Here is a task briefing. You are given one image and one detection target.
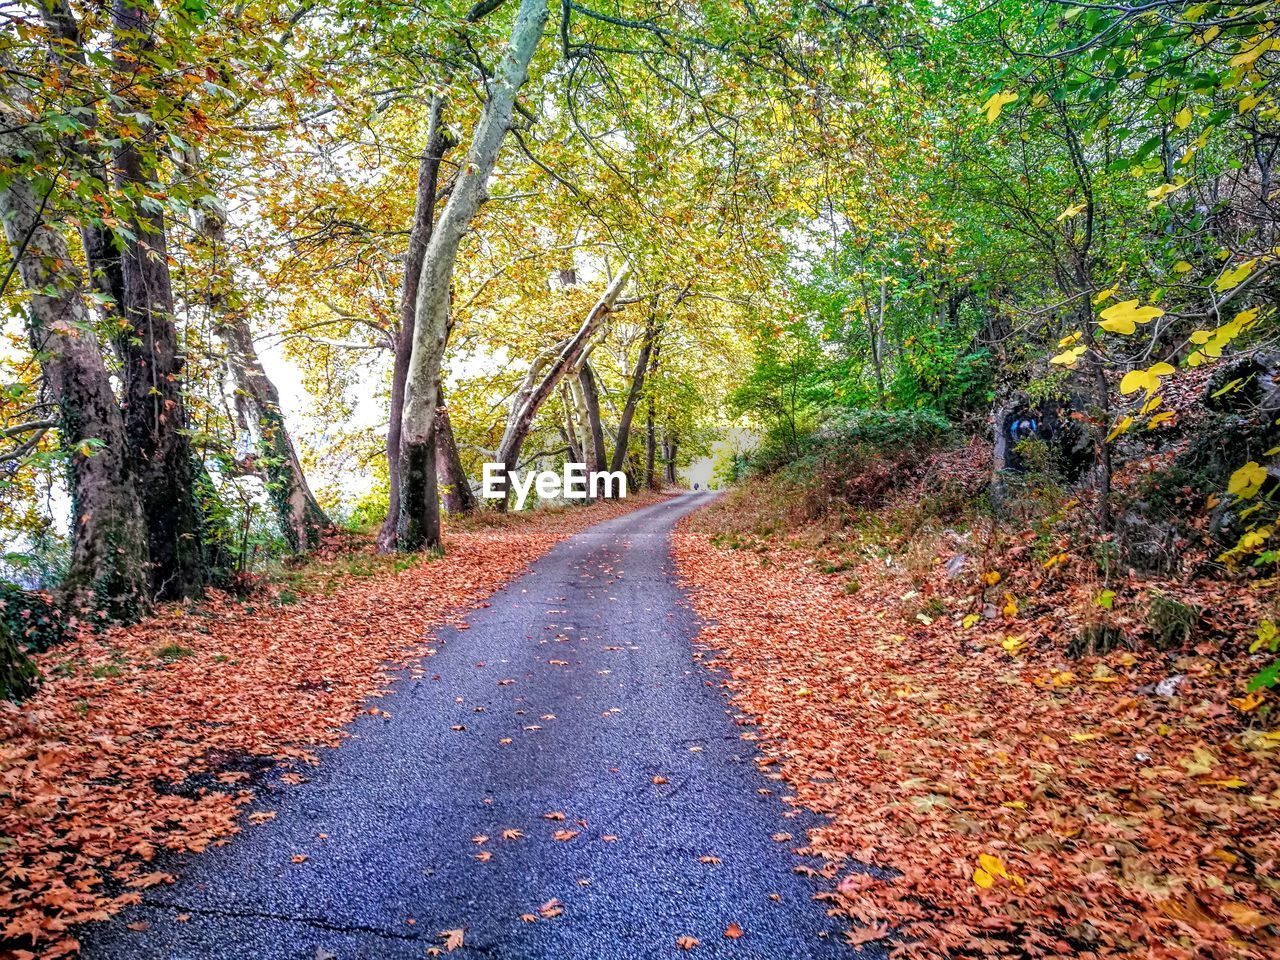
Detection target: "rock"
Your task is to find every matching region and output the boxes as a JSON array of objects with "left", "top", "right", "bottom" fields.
[
  {"left": 945, "top": 554, "right": 967, "bottom": 578},
  {"left": 1155, "top": 674, "right": 1187, "bottom": 697}
]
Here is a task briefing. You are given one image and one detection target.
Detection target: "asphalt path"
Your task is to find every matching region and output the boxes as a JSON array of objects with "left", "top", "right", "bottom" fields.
[{"left": 83, "top": 493, "right": 865, "bottom": 959}]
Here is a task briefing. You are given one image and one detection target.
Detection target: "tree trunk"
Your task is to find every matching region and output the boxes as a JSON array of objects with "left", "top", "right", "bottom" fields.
[
  {"left": 435, "top": 384, "right": 476, "bottom": 514},
  {"left": 381, "top": 95, "right": 452, "bottom": 549},
  {"left": 493, "top": 267, "right": 631, "bottom": 496},
  {"left": 399, "top": 0, "right": 549, "bottom": 549},
  {"left": 221, "top": 319, "right": 332, "bottom": 549},
  {"left": 645, "top": 333, "right": 662, "bottom": 488},
  {"left": 645, "top": 400, "right": 658, "bottom": 488},
  {"left": 610, "top": 316, "right": 657, "bottom": 473},
  {"left": 112, "top": 0, "right": 206, "bottom": 600},
  {"left": 663, "top": 434, "right": 678, "bottom": 484},
  {"left": 577, "top": 362, "right": 607, "bottom": 473},
  {"left": 565, "top": 380, "right": 587, "bottom": 463},
  {"left": 183, "top": 150, "right": 331, "bottom": 552},
  {"left": 0, "top": 104, "right": 151, "bottom": 620}
]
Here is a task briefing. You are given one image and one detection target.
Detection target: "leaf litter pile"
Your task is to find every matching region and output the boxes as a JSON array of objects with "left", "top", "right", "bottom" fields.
[
  {"left": 0, "top": 494, "right": 662, "bottom": 959},
  {"left": 674, "top": 457, "right": 1279, "bottom": 960}
]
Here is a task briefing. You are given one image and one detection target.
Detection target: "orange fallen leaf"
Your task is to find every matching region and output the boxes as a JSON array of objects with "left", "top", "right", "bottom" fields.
[{"left": 439, "top": 928, "right": 464, "bottom": 952}]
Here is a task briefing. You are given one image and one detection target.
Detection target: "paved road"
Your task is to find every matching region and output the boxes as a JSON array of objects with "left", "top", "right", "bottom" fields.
[{"left": 84, "top": 494, "right": 860, "bottom": 959}]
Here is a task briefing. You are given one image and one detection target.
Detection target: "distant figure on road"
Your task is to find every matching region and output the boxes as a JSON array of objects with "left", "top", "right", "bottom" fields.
[{"left": 693, "top": 483, "right": 700, "bottom": 491}]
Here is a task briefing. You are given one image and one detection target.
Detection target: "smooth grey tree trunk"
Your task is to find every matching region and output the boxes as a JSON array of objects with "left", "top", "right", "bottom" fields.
[
  {"left": 568, "top": 381, "right": 586, "bottom": 463},
  {"left": 493, "top": 267, "right": 631, "bottom": 493},
  {"left": 577, "top": 360, "right": 607, "bottom": 474},
  {"left": 184, "top": 151, "right": 331, "bottom": 552},
  {"left": 399, "top": 0, "right": 550, "bottom": 549},
  {"left": 381, "top": 95, "right": 453, "bottom": 549}
]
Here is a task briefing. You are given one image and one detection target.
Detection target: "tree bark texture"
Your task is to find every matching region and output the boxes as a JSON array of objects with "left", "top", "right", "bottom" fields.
[
  {"left": 398, "top": 0, "right": 550, "bottom": 548},
  {"left": 112, "top": 0, "right": 206, "bottom": 599},
  {"left": 0, "top": 98, "right": 151, "bottom": 619},
  {"left": 382, "top": 95, "right": 452, "bottom": 549},
  {"left": 494, "top": 266, "right": 631, "bottom": 489}
]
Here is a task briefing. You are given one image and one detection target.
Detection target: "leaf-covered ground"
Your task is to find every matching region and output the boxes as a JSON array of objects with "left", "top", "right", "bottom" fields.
[
  {"left": 0, "top": 494, "right": 664, "bottom": 960},
  {"left": 674, "top": 461, "right": 1280, "bottom": 960}
]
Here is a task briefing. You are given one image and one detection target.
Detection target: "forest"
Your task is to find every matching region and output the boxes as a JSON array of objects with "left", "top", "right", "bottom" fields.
[{"left": 2, "top": 0, "right": 1279, "bottom": 958}]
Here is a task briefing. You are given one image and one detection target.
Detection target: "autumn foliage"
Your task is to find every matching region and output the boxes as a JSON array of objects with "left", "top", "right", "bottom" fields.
[
  {"left": 0, "top": 495, "right": 662, "bottom": 959},
  {"left": 675, "top": 449, "right": 1279, "bottom": 959}
]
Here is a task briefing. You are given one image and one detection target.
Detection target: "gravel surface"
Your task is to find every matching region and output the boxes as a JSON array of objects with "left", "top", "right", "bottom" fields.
[{"left": 82, "top": 493, "right": 863, "bottom": 959}]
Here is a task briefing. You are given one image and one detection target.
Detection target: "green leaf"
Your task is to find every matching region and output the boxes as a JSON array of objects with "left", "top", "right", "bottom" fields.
[{"left": 1247, "top": 660, "right": 1280, "bottom": 692}]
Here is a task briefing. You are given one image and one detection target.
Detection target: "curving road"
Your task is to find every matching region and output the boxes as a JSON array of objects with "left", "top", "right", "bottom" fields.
[{"left": 84, "top": 494, "right": 861, "bottom": 960}]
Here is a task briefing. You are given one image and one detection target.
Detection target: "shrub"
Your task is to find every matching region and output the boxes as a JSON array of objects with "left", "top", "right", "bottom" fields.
[
  {"left": 1147, "top": 592, "right": 1198, "bottom": 650},
  {"left": 1, "top": 618, "right": 39, "bottom": 700},
  {"left": 0, "top": 582, "right": 63, "bottom": 653}
]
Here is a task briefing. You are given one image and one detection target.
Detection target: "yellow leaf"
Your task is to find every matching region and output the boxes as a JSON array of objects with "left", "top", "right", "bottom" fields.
[
  {"left": 1174, "top": 107, "right": 1192, "bottom": 129},
  {"left": 1069, "top": 732, "right": 1101, "bottom": 742},
  {"left": 972, "top": 867, "right": 994, "bottom": 888},
  {"left": 982, "top": 90, "right": 1019, "bottom": 123},
  {"left": 1057, "top": 202, "right": 1086, "bottom": 222},
  {"left": 1001, "top": 593, "right": 1018, "bottom": 618},
  {"left": 1031, "top": 92, "right": 1048, "bottom": 108},
  {"left": 1148, "top": 411, "right": 1176, "bottom": 429},
  {"left": 1229, "top": 37, "right": 1273, "bottom": 68},
  {"left": 1106, "top": 416, "right": 1134, "bottom": 442},
  {"left": 1099, "top": 299, "right": 1164, "bottom": 335},
  {"left": 1120, "top": 369, "right": 1159, "bottom": 395},
  {"left": 1146, "top": 181, "right": 1184, "bottom": 202},
  {"left": 962, "top": 613, "right": 980, "bottom": 629},
  {"left": 1057, "top": 331, "right": 1081, "bottom": 347},
  {"left": 1228, "top": 461, "right": 1267, "bottom": 499},
  {"left": 1215, "top": 258, "right": 1257, "bottom": 291},
  {"left": 981, "top": 570, "right": 1001, "bottom": 586},
  {"left": 1182, "top": 747, "right": 1217, "bottom": 777},
  {"left": 978, "top": 854, "right": 1008, "bottom": 878},
  {"left": 1091, "top": 284, "right": 1118, "bottom": 305},
  {"left": 1050, "top": 345, "right": 1086, "bottom": 367},
  {"left": 1206, "top": 778, "right": 1248, "bottom": 789},
  {"left": 1173, "top": 260, "right": 1193, "bottom": 274}
]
